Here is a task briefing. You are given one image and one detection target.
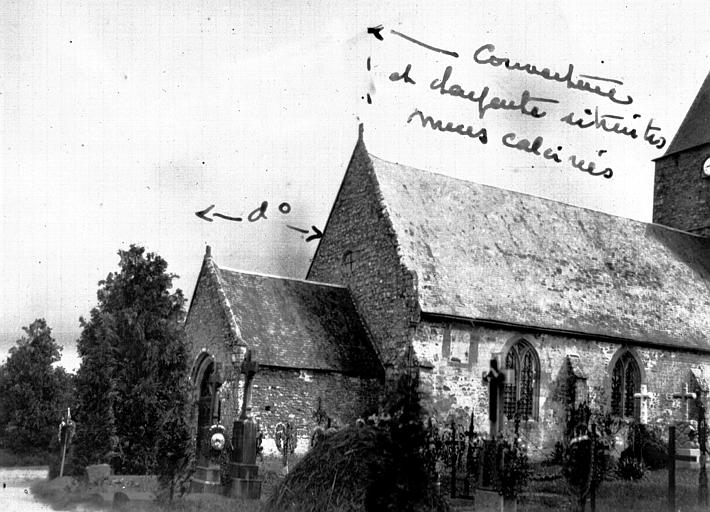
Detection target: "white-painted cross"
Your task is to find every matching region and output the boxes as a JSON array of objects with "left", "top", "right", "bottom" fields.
[
  {"left": 633, "top": 384, "right": 654, "bottom": 424},
  {"left": 672, "top": 383, "right": 697, "bottom": 422}
]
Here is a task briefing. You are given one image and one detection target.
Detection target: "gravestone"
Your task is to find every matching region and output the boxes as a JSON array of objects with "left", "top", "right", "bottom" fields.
[
  {"left": 85, "top": 463, "right": 111, "bottom": 486},
  {"left": 227, "top": 350, "right": 263, "bottom": 499}
]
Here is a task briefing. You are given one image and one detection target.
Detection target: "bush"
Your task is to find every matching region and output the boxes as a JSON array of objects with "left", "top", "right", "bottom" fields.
[{"left": 616, "top": 455, "right": 645, "bottom": 480}]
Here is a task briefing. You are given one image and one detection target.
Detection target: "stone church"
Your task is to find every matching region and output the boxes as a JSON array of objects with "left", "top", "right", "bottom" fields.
[{"left": 185, "top": 73, "right": 710, "bottom": 459}]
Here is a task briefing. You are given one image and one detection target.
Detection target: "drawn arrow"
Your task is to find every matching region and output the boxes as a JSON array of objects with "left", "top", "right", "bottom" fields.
[
  {"left": 287, "top": 224, "right": 309, "bottom": 234},
  {"left": 195, "top": 204, "right": 215, "bottom": 222},
  {"left": 367, "top": 25, "right": 384, "bottom": 41},
  {"left": 306, "top": 226, "right": 323, "bottom": 242}
]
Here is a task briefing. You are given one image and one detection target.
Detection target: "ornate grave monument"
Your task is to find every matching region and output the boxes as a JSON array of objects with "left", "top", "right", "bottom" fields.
[
  {"left": 227, "top": 348, "right": 263, "bottom": 499},
  {"left": 190, "top": 360, "right": 225, "bottom": 493}
]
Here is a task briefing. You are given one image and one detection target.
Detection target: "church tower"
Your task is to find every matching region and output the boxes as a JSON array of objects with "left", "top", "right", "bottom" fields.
[{"left": 653, "top": 71, "right": 710, "bottom": 236}]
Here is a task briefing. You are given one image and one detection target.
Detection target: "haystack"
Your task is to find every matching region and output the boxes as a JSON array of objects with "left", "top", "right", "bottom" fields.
[{"left": 266, "top": 425, "right": 445, "bottom": 512}]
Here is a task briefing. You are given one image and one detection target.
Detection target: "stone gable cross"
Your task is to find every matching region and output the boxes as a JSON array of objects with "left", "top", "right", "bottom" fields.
[
  {"left": 633, "top": 384, "right": 653, "bottom": 424},
  {"left": 672, "top": 383, "right": 697, "bottom": 422}
]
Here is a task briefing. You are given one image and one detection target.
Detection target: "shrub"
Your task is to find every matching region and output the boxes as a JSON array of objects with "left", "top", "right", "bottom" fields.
[{"left": 616, "top": 455, "right": 645, "bottom": 481}]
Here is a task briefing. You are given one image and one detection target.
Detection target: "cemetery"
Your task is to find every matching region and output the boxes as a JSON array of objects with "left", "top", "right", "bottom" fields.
[
  {"left": 4, "top": 18, "right": 710, "bottom": 512},
  {"left": 10, "top": 349, "right": 709, "bottom": 512}
]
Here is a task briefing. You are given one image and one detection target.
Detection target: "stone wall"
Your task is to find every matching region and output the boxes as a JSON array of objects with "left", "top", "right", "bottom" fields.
[
  {"left": 654, "top": 145, "right": 710, "bottom": 236},
  {"left": 248, "top": 367, "right": 382, "bottom": 454},
  {"left": 307, "top": 140, "right": 419, "bottom": 366},
  {"left": 413, "top": 319, "right": 710, "bottom": 459}
]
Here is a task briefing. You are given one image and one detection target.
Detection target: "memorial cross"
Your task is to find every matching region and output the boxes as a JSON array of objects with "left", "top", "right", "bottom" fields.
[
  {"left": 239, "top": 349, "right": 260, "bottom": 420},
  {"left": 673, "top": 383, "right": 697, "bottom": 422},
  {"left": 482, "top": 355, "right": 511, "bottom": 436},
  {"left": 633, "top": 384, "right": 654, "bottom": 424}
]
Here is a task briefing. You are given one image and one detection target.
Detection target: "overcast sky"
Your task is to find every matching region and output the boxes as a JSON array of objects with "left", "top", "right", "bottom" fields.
[{"left": 2, "top": 0, "right": 710, "bottom": 372}]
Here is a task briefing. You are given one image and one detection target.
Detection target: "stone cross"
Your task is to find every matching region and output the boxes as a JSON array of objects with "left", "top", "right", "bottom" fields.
[
  {"left": 482, "top": 355, "right": 506, "bottom": 436},
  {"left": 633, "top": 384, "right": 654, "bottom": 424},
  {"left": 239, "top": 350, "right": 260, "bottom": 420},
  {"left": 673, "top": 383, "right": 697, "bottom": 422}
]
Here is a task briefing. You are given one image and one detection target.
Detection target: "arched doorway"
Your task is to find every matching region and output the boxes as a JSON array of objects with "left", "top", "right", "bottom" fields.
[
  {"left": 197, "top": 360, "right": 214, "bottom": 464},
  {"left": 192, "top": 356, "right": 223, "bottom": 466}
]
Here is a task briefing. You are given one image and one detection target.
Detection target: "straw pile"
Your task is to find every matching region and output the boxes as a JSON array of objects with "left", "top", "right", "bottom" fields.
[{"left": 266, "top": 425, "right": 444, "bottom": 512}]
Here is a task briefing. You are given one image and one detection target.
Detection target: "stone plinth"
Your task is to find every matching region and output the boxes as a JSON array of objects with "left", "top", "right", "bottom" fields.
[
  {"left": 189, "top": 463, "right": 222, "bottom": 494},
  {"left": 228, "top": 417, "right": 262, "bottom": 500},
  {"left": 228, "top": 463, "right": 262, "bottom": 499}
]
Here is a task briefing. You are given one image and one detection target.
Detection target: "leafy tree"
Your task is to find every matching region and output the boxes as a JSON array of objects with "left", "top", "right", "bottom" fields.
[
  {"left": 0, "top": 319, "right": 73, "bottom": 455},
  {"left": 156, "top": 401, "right": 193, "bottom": 501},
  {"left": 72, "top": 245, "right": 191, "bottom": 480}
]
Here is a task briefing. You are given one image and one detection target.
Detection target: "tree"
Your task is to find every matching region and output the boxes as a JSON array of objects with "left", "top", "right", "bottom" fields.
[
  {"left": 0, "top": 319, "right": 73, "bottom": 455},
  {"left": 72, "top": 245, "right": 191, "bottom": 479}
]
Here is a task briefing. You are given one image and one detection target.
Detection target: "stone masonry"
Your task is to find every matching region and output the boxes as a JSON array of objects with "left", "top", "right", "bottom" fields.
[
  {"left": 306, "top": 135, "right": 420, "bottom": 369},
  {"left": 654, "top": 143, "right": 710, "bottom": 236}
]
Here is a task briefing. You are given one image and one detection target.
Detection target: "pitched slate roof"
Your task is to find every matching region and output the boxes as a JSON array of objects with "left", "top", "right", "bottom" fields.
[
  {"left": 367, "top": 153, "right": 710, "bottom": 352},
  {"left": 208, "top": 261, "right": 381, "bottom": 377},
  {"left": 664, "top": 70, "right": 710, "bottom": 157}
]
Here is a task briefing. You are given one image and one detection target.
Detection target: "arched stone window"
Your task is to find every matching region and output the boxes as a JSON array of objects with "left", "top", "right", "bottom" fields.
[
  {"left": 503, "top": 339, "right": 540, "bottom": 420},
  {"left": 611, "top": 350, "right": 641, "bottom": 419},
  {"left": 341, "top": 250, "right": 354, "bottom": 275}
]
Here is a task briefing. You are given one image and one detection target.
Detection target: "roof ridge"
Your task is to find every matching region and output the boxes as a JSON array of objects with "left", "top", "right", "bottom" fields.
[
  {"left": 366, "top": 152, "right": 709, "bottom": 240},
  {"left": 215, "top": 263, "right": 349, "bottom": 289}
]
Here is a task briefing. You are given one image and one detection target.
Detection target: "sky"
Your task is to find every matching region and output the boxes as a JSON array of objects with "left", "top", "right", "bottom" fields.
[{"left": 2, "top": 0, "right": 710, "bottom": 372}]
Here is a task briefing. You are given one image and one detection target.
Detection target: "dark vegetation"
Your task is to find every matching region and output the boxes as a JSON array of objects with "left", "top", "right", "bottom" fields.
[
  {"left": 71, "top": 245, "right": 192, "bottom": 495},
  {"left": 0, "top": 245, "right": 193, "bottom": 503},
  {"left": 268, "top": 367, "right": 447, "bottom": 512},
  {"left": 0, "top": 319, "right": 73, "bottom": 466}
]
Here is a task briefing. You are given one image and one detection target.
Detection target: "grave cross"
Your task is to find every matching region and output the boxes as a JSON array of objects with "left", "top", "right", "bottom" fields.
[
  {"left": 239, "top": 349, "right": 260, "bottom": 420},
  {"left": 482, "top": 355, "right": 512, "bottom": 436},
  {"left": 633, "top": 384, "right": 654, "bottom": 425},
  {"left": 446, "top": 419, "right": 461, "bottom": 499},
  {"left": 463, "top": 411, "right": 477, "bottom": 498},
  {"left": 673, "top": 383, "right": 697, "bottom": 422}
]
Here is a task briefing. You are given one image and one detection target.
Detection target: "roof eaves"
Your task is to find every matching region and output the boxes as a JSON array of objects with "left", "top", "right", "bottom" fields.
[{"left": 419, "top": 312, "right": 710, "bottom": 355}]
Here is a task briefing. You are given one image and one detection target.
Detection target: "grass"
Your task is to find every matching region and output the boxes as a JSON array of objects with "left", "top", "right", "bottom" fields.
[
  {"left": 31, "top": 479, "right": 265, "bottom": 512},
  {"left": 0, "top": 447, "right": 51, "bottom": 467},
  {"left": 520, "top": 465, "right": 709, "bottom": 512},
  {"left": 28, "top": 454, "right": 294, "bottom": 512},
  {"left": 28, "top": 451, "right": 710, "bottom": 512}
]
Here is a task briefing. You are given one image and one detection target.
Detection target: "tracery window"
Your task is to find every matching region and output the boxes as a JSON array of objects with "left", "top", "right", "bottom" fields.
[
  {"left": 503, "top": 340, "right": 540, "bottom": 420},
  {"left": 611, "top": 351, "right": 641, "bottom": 419}
]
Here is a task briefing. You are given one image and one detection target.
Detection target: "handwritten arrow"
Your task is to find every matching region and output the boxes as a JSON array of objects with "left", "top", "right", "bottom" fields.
[
  {"left": 306, "top": 226, "right": 323, "bottom": 242},
  {"left": 195, "top": 204, "right": 215, "bottom": 222},
  {"left": 287, "top": 225, "right": 309, "bottom": 234},
  {"left": 367, "top": 25, "right": 384, "bottom": 41}
]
